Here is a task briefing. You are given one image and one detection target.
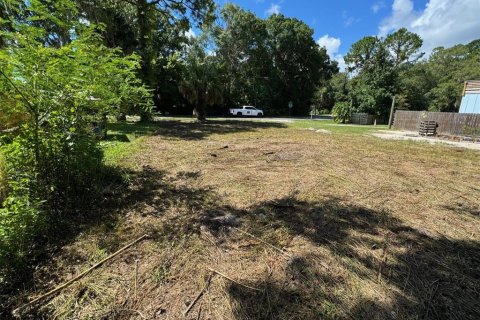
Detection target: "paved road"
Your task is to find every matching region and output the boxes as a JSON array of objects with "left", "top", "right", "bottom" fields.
[{"left": 153, "top": 115, "right": 333, "bottom": 123}]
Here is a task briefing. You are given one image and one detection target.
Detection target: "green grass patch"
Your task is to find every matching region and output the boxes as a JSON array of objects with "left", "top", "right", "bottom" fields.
[
  {"left": 289, "top": 120, "right": 388, "bottom": 135},
  {"left": 101, "top": 121, "right": 159, "bottom": 165}
]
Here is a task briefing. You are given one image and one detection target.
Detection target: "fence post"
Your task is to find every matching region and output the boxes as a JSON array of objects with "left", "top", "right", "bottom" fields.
[{"left": 388, "top": 96, "right": 396, "bottom": 129}]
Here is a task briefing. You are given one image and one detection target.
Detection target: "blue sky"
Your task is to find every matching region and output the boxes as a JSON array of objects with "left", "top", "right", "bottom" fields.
[{"left": 215, "top": 0, "right": 480, "bottom": 69}]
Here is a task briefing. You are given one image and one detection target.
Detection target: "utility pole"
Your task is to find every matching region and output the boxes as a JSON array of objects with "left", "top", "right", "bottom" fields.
[{"left": 388, "top": 95, "right": 396, "bottom": 129}]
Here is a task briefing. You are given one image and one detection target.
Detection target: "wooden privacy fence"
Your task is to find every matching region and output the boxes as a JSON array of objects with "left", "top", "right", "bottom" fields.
[
  {"left": 393, "top": 111, "right": 480, "bottom": 136},
  {"left": 350, "top": 113, "right": 386, "bottom": 125},
  {"left": 351, "top": 113, "right": 374, "bottom": 125}
]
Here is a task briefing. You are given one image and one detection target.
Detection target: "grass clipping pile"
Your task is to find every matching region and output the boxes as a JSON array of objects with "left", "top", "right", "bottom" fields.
[{"left": 11, "top": 120, "right": 480, "bottom": 320}]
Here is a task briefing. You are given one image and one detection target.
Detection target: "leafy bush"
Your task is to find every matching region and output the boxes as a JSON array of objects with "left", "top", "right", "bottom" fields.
[
  {"left": 0, "top": 140, "right": 45, "bottom": 277},
  {"left": 332, "top": 102, "right": 352, "bottom": 123},
  {"left": 0, "top": 152, "right": 6, "bottom": 202},
  {"left": 0, "top": 18, "right": 151, "bottom": 281},
  {"left": 317, "top": 108, "right": 332, "bottom": 115}
]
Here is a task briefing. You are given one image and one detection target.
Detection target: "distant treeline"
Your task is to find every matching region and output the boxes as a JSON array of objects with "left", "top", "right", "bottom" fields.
[
  {"left": 327, "top": 33, "right": 480, "bottom": 119},
  {"left": 3, "top": 1, "right": 477, "bottom": 119}
]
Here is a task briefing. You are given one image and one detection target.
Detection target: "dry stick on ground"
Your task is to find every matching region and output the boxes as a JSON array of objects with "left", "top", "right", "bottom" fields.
[
  {"left": 232, "top": 227, "right": 292, "bottom": 257},
  {"left": 183, "top": 273, "right": 213, "bottom": 317},
  {"left": 201, "top": 232, "right": 218, "bottom": 248},
  {"left": 12, "top": 234, "right": 149, "bottom": 317},
  {"left": 196, "top": 304, "right": 203, "bottom": 320},
  {"left": 134, "top": 259, "right": 139, "bottom": 300},
  {"left": 207, "top": 267, "right": 261, "bottom": 292}
]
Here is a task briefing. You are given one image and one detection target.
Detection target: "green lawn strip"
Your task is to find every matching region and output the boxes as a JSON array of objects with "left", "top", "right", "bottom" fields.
[
  {"left": 101, "top": 122, "right": 159, "bottom": 165},
  {"left": 289, "top": 120, "right": 389, "bottom": 134}
]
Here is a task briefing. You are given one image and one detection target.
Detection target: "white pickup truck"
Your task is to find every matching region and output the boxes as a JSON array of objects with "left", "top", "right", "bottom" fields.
[{"left": 229, "top": 106, "right": 264, "bottom": 117}]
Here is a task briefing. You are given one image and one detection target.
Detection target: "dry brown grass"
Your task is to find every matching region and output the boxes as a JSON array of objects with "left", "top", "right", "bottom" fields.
[{"left": 8, "top": 120, "right": 480, "bottom": 319}]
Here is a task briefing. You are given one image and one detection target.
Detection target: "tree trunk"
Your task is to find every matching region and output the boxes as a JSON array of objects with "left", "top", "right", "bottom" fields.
[
  {"left": 193, "top": 102, "right": 206, "bottom": 122},
  {"left": 117, "top": 113, "right": 126, "bottom": 122},
  {"left": 137, "top": 0, "right": 153, "bottom": 123},
  {"left": 136, "top": 0, "right": 153, "bottom": 85},
  {"left": 139, "top": 110, "right": 153, "bottom": 122}
]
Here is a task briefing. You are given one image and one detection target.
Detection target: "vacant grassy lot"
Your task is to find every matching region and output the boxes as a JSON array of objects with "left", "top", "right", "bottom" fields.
[{"left": 8, "top": 119, "right": 480, "bottom": 319}]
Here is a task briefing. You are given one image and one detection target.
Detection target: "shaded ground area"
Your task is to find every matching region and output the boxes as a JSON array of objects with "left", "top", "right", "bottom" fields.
[
  {"left": 4, "top": 119, "right": 480, "bottom": 319},
  {"left": 108, "top": 119, "right": 287, "bottom": 141}
]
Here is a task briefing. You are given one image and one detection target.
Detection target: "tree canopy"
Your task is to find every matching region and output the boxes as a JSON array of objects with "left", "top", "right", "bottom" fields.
[
  {"left": 2, "top": 1, "right": 478, "bottom": 120},
  {"left": 336, "top": 29, "right": 480, "bottom": 117},
  {"left": 212, "top": 5, "right": 338, "bottom": 116}
]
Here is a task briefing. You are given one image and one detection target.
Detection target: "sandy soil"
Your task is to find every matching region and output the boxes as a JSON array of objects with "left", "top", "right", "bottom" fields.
[{"left": 372, "top": 130, "right": 480, "bottom": 151}]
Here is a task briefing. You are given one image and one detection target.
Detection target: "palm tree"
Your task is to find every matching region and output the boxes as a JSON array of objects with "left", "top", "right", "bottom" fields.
[{"left": 180, "top": 39, "right": 223, "bottom": 121}]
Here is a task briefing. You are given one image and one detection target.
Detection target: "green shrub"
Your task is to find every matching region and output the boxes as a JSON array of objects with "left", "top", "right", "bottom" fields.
[
  {"left": 332, "top": 102, "right": 352, "bottom": 123},
  {"left": 317, "top": 108, "right": 332, "bottom": 115},
  {"left": 0, "top": 17, "right": 151, "bottom": 281},
  {"left": 0, "top": 152, "right": 5, "bottom": 201}
]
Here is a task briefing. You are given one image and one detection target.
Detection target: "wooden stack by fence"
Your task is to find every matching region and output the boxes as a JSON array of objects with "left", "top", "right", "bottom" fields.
[
  {"left": 419, "top": 121, "right": 437, "bottom": 136},
  {"left": 393, "top": 110, "right": 480, "bottom": 136}
]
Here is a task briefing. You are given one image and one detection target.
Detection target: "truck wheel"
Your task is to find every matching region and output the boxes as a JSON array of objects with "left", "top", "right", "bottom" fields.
[{"left": 237, "top": 112, "right": 242, "bottom": 117}]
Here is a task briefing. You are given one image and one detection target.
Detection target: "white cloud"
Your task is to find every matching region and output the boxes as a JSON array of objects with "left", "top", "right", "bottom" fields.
[
  {"left": 317, "top": 35, "right": 345, "bottom": 71},
  {"left": 371, "top": 1, "right": 385, "bottom": 14},
  {"left": 379, "top": 0, "right": 480, "bottom": 53},
  {"left": 342, "top": 10, "right": 360, "bottom": 28},
  {"left": 266, "top": 3, "right": 281, "bottom": 16},
  {"left": 393, "top": 0, "right": 414, "bottom": 14},
  {"left": 335, "top": 56, "right": 346, "bottom": 72},
  {"left": 317, "top": 35, "right": 341, "bottom": 56}
]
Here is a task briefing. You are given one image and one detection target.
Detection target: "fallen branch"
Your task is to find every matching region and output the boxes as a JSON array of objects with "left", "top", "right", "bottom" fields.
[
  {"left": 13, "top": 234, "right": 149, "bottom": 317},
  {"left": 200, "top": 232, "right": 218, "bottom": 248},
  {"left": 134, "top": 259, "right": 139, "bottom": 300},
  {"left": 207, "top": 267, "right": 260, "bottom": 291},
  {"left": 232, "top": 227, "right": 291, "bottom": 257},
  {"left": 183, "top": 273, "right": 213, "bottom": 317},
  {"left": 196, "top": 304, "right": 203, "bottom": 320}
]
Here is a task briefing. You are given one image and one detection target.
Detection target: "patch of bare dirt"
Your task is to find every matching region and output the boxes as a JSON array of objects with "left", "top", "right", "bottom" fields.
[{"left": 372, "top": 130, "right": 480, "bottom": 151}]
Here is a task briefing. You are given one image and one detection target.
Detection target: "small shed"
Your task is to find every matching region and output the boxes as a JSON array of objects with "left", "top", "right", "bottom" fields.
[{"left": 459, "top": 80, "right": 480, "bottom": 113}]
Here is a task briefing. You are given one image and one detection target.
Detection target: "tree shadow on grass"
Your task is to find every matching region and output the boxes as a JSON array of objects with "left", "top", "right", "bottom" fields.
[
  {"left": 106, "top": 120, "right": 287, "bottom": 142},
  {"left": 152, "top": 120, "right": 287, "bottom": 140},
  {"left": 107, "top": 119, "right": 287, "bottom": 142},
  {"left": 441, "top": 202, "right": 480, "bottom": 218},
  {"left": 0, "top": 165, "right": 218, "bottom": 318},
  {"left": 227, "top": 196, "right": 480, "bottom": 319},
  {"left": 228, "top": 280, "right": 307, "bottom": 320},
  {"left": 107, "top": 121, "right": 159, "bottom": 137},
  {"left": 104, "top": 133, "right": 130, "bottom": 142},
  {"left": 4, "top": 166, "right": 479, "bottom": 319}
]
